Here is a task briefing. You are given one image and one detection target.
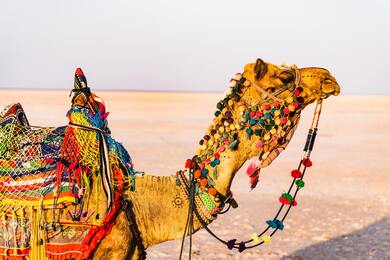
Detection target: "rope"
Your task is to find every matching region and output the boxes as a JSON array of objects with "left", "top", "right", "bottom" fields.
[{"left": 179, "top": 168, "right": 196, "bottom": 260}]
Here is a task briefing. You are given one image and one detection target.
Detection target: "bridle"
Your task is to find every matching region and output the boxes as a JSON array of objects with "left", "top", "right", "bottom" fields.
[
  {"left": 251, "top": 65, "right": 301, "bottom": 103},
  {"left": 179, "top": 65, "right": 324, "bottom": 258}
]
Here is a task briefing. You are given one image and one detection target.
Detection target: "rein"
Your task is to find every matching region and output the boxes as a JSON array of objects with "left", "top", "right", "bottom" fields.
[{"left": 179, "top": 66, "right": 325, "bottom": 256}]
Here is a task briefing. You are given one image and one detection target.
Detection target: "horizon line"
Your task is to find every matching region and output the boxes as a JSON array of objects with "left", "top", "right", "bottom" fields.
[{"left": 0, "top": 87, "right": 389, "bottom": 96}]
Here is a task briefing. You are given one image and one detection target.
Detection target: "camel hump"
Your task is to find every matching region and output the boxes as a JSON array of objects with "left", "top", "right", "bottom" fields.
[
  {"left": 0, "top": 102, "right": 29, "bottom": 126},
  {"left": 74, "top": 67, "right": 88, "bottom": 89}
]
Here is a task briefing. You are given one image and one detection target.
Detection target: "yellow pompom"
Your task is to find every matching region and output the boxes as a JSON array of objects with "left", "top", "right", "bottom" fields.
[
  {"left": 270, "top": 128, "right": 277, "bottom": 135},
  {"left": 274, "top": 110, "right": 281, "bottom": 116},
  {"left": 230, "top": 124, "right": 236, "bottom": 131},
  {"left": 286, "top": 97, "right": 294, "bottom": 104},
  {"left": 251, "top": 233, "right": 260, "bottom": 243},
  {"left": 219, "top": 126, "right": 225, "bottom": 133},
  {"left": 262, "top": 235, "right": 271, "bottom": 243},
  {"left": 228, "top": 100, "right": 234, "bottom": 106},
  {"left": 288, "top": 104, "right": 295, "bottom": 111},
  {"left": 264, "top": 133, "right": 271, "bottom": 141},
  {"left": 275, "top": 118, "right": 281, "bottom": 125}
]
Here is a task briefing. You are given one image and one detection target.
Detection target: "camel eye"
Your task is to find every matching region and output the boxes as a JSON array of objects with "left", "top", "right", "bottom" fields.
[{"left": 278, "top": 71, "right": 295, "bottom": 84}]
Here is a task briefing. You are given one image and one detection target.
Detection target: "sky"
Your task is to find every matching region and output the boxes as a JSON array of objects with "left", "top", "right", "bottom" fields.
[{"left": 0, "top": 0, "right": 389, "bottom": 94}]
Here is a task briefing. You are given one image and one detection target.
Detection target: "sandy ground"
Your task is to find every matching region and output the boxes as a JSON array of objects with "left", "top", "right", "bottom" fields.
[{"left": 1, "top": 90, "right": 389, "bottom": 259}]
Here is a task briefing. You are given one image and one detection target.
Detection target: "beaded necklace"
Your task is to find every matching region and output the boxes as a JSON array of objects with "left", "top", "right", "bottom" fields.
[{"left": 177, "top": 69, "right": 303, "bottom": 197}]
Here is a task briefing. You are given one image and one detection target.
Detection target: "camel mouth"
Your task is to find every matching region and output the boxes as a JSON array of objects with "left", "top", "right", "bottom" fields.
[{"left": 321, "top": 83, "right": 340, "bottom": 97}]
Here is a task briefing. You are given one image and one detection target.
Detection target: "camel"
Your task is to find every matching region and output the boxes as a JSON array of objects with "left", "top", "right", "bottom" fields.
[
  {"left": 0, "top": 59, "right": 340, "bottom": 259},
  {"left": 93, "top": 59, "right": 340, "bottom": 259}
]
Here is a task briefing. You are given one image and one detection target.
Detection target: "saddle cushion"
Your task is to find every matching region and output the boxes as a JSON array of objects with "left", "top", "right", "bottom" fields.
[{"left": 0, "top": 121, "right": 135, "bottom": 259}]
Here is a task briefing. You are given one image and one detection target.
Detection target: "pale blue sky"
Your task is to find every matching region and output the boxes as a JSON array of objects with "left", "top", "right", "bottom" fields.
[{"left": 0, "top": 0, "right": 389, "bottom": 94}]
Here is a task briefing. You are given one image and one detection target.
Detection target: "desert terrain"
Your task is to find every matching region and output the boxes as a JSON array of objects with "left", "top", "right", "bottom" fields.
[{"left": 1, "top": 90, "right": 389, "bottom": 259}]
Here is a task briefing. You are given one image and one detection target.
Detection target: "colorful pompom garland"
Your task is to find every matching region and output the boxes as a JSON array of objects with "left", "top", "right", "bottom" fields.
[
  {"left": 184, "top": 72, "right": 303, "bottom": 201},
  {"left": 177, "top": 69, "right": 324, "bottom": 252}
]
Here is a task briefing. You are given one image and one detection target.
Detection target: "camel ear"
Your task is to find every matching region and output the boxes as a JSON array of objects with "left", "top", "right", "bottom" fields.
[{"left": 254, "top": 58, "right": 268, "bottom": 81}]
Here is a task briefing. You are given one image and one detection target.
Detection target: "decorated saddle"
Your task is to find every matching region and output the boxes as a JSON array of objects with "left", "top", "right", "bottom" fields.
[{"left": 0, "top": 69, "right": 136, "bottom": 259}]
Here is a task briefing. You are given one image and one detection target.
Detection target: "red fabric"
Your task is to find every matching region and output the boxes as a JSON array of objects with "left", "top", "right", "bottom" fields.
[
  {"left": 80, "top": 192, "right": 122, "bottom": 259},
  {"left": 0, "top": 248, "right": 29, "bottom": 260}
]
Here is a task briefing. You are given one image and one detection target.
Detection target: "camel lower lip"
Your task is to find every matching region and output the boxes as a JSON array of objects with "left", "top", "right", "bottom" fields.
[{"left": 321, "top": 91, "right": 334, "bottom": 98}]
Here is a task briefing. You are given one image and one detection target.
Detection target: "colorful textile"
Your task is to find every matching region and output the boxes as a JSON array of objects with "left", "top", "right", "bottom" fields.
[
  {"left": 0, "top": 103, "right": 29, "bottom": 127},
  {"left": 0, "top": 68, "right": 135, "bottom": 259}
]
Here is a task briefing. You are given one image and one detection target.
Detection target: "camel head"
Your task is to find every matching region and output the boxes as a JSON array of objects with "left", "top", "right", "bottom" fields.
[
  {"left": 194, "top": 58, "right": 340, "bottom": 196},
  {"left": 243, "top": 58, "right": 340, "bottom": 108},
  {"left": 67, "top": 68, "right": 109, "bottom": 130}
]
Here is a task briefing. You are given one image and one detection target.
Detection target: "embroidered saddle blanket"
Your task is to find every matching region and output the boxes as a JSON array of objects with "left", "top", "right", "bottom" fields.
[{"left": 0, "top": 70, "right": 136, "bottom": 259}]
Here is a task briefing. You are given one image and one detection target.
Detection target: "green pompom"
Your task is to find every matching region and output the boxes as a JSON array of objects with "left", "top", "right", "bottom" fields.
[{"left": 295, "top": 179, "right": 305, "bottom": 189}]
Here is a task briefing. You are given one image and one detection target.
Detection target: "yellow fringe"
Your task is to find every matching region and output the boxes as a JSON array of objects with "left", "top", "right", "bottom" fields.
[
  {"left": 29, "top": 204, "right": 47, "bottom": 260},
  {"left": 0, "top": 196, "right": 75, "bottom": 207}
]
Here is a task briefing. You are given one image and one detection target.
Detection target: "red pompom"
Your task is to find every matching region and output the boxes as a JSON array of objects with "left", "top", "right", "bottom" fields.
[
  {"left": 185, "top": 159, "right": 192, "bottom": 169},
  {"left": 279, "top": 197, "right": 290, "bottom": 205},
  {"left": 246, "top": 162, "right": 257, "bottom": 177},
  {"left": 302, "top": 158, "right": 313, "bottom": 167},
  {"left": 279, "top": 197, "right": 298, "bottom": 206},
  {"left": 291, "top": 169, "right": 302, "bottom": 178}
]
